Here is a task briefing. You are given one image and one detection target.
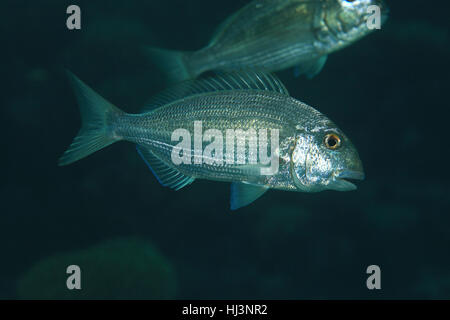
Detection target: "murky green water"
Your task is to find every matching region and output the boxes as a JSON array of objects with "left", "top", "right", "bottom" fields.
[{"left": 1, "top": 0, "right": 449, "bottom": 299}]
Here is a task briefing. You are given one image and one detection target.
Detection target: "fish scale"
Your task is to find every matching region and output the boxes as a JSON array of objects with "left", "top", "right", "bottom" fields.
[
  {"left": 147, "top": 0, "right": 387, "bottom": 82},
  {"left": 59, "top": 71, "right": 364, "bottom": 210},
  {"left": 114, "top": 88, "right": 324, "bottom": 184}
]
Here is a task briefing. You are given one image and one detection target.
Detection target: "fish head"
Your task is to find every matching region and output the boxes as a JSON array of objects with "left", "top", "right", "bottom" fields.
[
  {"left": 321, "top": 0, "right": 388, "bottom": 49},
  {"left": 290, "top": 122, "right": 364, "bottom": 192}
]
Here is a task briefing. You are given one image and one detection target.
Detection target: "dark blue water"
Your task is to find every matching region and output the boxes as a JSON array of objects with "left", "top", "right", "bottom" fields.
[{"left": 1, "top": 0, "right": 450, "bottom": 299}]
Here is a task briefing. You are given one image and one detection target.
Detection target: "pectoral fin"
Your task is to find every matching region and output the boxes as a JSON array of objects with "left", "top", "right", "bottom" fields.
[
  {"left": 293, "top": 55, "right": 328, "bottom": 79},
  {"left": 230, "top": 182, "right": 269, "bottom": 210}
]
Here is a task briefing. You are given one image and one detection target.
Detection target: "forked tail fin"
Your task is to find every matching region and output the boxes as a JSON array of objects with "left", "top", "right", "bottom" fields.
[{"left": 58, "top": 71, "right": 125, "bottom": 166}]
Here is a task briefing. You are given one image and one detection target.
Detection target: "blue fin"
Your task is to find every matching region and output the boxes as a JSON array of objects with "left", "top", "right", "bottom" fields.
[
  {"left": 293, "top": 55, "right": 328, "bottom": 79},
  {"left": 230, "top": 182, "right": 269, "bottom": 210},
  {"left": 293, "top": 66, "right": 302, "bottom": 78},
  {"left": 136, "top": 145, "right": 195, "bottom": 191}
]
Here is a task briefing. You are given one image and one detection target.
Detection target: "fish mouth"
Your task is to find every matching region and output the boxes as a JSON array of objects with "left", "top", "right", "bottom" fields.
[{"left": 330, "top": 170, "right": 365, "bottom": 191}]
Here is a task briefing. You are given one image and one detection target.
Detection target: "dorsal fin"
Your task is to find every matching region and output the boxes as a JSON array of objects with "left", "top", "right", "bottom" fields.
[
  {"left": 142, "top": 71, "right": 289, "bottom": 112},
  {"left": 136, "top": 145, "right": 195, "bottom": 191}
]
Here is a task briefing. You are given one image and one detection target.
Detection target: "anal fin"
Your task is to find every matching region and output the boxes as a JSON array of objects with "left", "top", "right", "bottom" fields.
[{"left": 136, "top": 145, "right": 195, "bottom": 191}]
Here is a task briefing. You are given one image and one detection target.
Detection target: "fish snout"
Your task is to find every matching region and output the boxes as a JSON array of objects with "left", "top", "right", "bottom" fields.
[{"left": 331, "top": 167, "right": 365, "bottom": 191}]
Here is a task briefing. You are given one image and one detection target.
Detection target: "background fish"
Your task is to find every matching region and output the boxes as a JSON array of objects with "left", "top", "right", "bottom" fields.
[
  {"left": 147, "top": 0, "right": 388, "bottom": 82},
  {"left": 59, "top": 71, "right": 364, "bottom": 209}
]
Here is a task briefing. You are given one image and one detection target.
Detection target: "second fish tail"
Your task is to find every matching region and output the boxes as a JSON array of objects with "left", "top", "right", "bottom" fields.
[{"left": 144, "top": 46, "right": 201, "bottom": 83}]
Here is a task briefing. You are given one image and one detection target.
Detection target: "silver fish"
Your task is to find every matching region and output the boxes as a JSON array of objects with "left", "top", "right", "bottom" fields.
[
  {"left": 59, "top": 71, "right": 364, "bottom": 209},
  {"left": 147, "top": 0, "right": 388, "bottom": 82}
]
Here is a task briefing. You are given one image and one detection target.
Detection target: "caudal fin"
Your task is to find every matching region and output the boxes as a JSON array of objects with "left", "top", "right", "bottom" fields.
[
  {"left": 58, "top": 71, "right": 124, "bottom": 166},
  {"left": 144, "top": 47, "right": 194, "bottom": 83}
]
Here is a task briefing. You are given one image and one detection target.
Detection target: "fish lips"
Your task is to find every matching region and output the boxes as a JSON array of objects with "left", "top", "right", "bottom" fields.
[{"left": 329, "top": 170, "right": 365, "bottom": 191}]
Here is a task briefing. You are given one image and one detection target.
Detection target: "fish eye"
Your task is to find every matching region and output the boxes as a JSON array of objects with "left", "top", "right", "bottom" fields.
[{"left": 324, "top": 133, "right": 341, "bottom": 150}]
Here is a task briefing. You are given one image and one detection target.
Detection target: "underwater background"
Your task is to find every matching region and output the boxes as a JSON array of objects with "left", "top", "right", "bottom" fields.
[{"left": 1, "top": 0, "right": 450, "bottom": 299}]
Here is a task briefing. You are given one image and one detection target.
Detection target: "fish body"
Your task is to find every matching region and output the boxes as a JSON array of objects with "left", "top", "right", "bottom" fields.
[
  {"left": 148, "top": 0, "right": 388, "bottom": 82},
  {"left": 60, "top": 71, "right": 364, "bottom": 209}
]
